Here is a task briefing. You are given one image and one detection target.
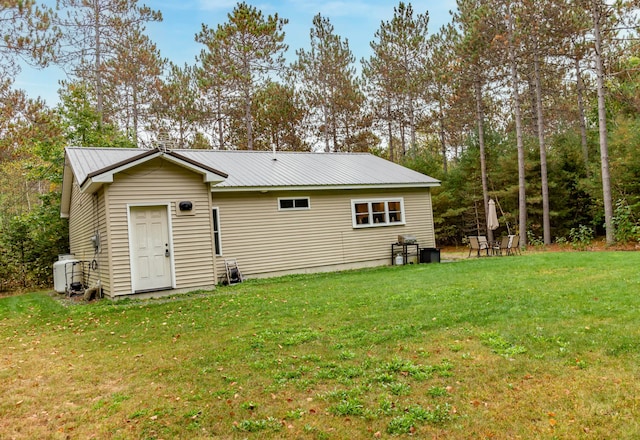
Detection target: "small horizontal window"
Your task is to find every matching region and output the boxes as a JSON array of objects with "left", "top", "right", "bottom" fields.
[
  {"left": 352, "top": 198, "right": 405, "bottom": 228},
  {"left": 278, "top": 197, "right": 310, "bottom": 211}
]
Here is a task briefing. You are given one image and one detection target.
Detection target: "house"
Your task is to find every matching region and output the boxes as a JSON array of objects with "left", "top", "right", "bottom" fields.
[{"left": 60, "top": 147, "right": 440, "bottom": 299}]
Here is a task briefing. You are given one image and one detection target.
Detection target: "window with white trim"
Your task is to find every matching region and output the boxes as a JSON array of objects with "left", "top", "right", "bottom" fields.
[
  {"left": 278, "top": 197, "right": 310, "bottom": 211},
  {"left": 352, "top": 198, "right": 405, "bottom": 227},
  {"left": 212, "top": 207, "right": 222, "bottom": 255}
]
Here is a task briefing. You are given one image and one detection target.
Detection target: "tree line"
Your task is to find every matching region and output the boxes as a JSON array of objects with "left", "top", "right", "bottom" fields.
[{"left": 2, "top": 0, "right": 640, "bottom": 290}]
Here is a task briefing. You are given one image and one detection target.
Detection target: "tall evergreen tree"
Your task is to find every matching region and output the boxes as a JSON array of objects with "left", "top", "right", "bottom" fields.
[
  {"left": 104, "top": 28, "right": 165, "bottom": 147},
  {"left": 452, "top": 0, "right": 501, "bottom": 242},
  {"left": 196, "top": 2, "right": 288, "bottom": 150},
  {"left": 0, "top": 0, "right": 59, "bottom": 78},
  {"left": 293, "top": 14, "right": 363, "bottom": 152},
  {"left": 151, "top": 63, "right": 205, "bottom": 148},
  {"left": 252, "top": 81, "right": 306, "bottom": 151},
  {"left": 363, "top": 2, "right": 430, "bottom": 161},
  {"left": 55, "top": 0, "right": 162, "bottom": 125}
]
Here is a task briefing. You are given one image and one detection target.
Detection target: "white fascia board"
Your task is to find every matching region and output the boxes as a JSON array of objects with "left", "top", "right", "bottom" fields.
[
  {"left": 210, "top": 182, "right": 440, "bottom": 193},
  {"left": 60, "top": 163, "right": 73, "bottom": 218}
]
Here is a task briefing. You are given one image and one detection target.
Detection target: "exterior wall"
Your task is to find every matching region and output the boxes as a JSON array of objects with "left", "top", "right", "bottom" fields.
[
  {"left": 213, "top": 188, "right": 435, "bottom": 281},
  {"left": 102, "top": 158, "right": 216, "bottom": 297},
  {"left": 68, "top": 182, "right": 109, "bottom": 293}
]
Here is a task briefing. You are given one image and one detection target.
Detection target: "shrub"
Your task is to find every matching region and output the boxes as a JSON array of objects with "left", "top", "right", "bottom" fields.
[
  {"left": 569, "top": 225, "right": 593, "bottom": 251},
  {"left": 612, "top": 199, "right": 640, "bottom": 244}
]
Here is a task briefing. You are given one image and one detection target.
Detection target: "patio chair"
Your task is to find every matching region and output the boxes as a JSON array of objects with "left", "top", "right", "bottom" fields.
[
  {"left": 478, "top": 235, "right": 489, "bottom": 252},
  {"left": 507, "top": 234, "right": 520, "bottom": 256},
  {"left": 468, "top": 236, "right": 489, "bottom": 257},
  {"left": 493, "top": 236, "right": 510, "bottom": 256}
]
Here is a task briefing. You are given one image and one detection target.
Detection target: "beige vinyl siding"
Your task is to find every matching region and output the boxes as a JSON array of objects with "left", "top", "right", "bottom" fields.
[
  {"left": 105, "top": 158, "right": 215, "bottom": 297},
  {"left": 101, "top": 186, "right": 113, "bottom": 295},
  {"left": 68, "top": 180, "right": 109, "bottom": 291},
  {"left": 213, "top": 188, "right": 434, "bottom": 280},
  {"left": 69, "top": 179, "right": 93, "bottom": 260},
  {"left": 91, "top": 188, "right": 111, "bottom": 295}
]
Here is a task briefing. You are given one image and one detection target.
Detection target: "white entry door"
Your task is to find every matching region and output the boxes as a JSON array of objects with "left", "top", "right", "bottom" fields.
[{"left": 129, "top": 206, "right": 172, "bottom": 292}]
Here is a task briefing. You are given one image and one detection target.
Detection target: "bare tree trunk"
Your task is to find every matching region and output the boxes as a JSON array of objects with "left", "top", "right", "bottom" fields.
[
  {"left": 508, "top": 12, "right": 527, "bottom": 249},
  {"left": 592, "top": 0, "right": 614, "bottom": 244},
  {"left": 216, "top": 96, "right": 224, "bottom": 149},
  {"left": 533, "top": 45, "right": 551, "bottom": 244},
  {"left": 575, "top": 57, "right": 590, "bottom": 176},
  {"left": 343, "top": 118, "right": 351, "bottom": 152},
  {"left": 400, "top": 123, "right": 406, "bottom": 158},
  {"left": 387, "top": 102, "right": 394, "bottom": 162},
  {"left": 409, "top": 96, "right": 416, "bottom": 152},
  {"left": 323, "top": 104, "right": 330, "bottom": 152},
  {"left": 93, "top": 0, "right": 103, "bottom": 124},
  {"left": 438, "top": 98, "right": 447, "bottom": 173},
  {"left": 475, "top": 79, "right": 492, "bottom": 243},
  {"left": 132, "top": 88, "right": 139, "bottom": 147},
  {"left": 331, "top": 111, "right": 338, "bottom": 152},
  {"left": 245, "top": 90, "right": 253, "bottom": 150}
]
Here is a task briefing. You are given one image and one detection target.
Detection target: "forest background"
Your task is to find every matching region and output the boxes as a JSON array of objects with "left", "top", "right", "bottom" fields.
[{"left": 2, "top": 0, "right": 640, "bottom": 291}]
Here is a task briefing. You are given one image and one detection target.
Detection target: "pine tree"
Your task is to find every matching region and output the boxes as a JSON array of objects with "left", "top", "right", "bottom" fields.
[
  {"left": 0, "top": 0, "right": 59, "bottom": 78},
  {"left": 151, "top": 63, "right": 205, "bottom": 148},
  {"left": 293, "top": 14, "right": 363, "bottom": 152},
  {"left": 363, "top": 2, "right": 430, "bottom": 161},
  {"left": 55, "top": 0, "right": 162, "bottom": 125},
  {"left": 104, "top": 28, "right": 165, "bottom": 147},
  {"left": 196, "top": 2, "right": 288, "bottom": 150}
]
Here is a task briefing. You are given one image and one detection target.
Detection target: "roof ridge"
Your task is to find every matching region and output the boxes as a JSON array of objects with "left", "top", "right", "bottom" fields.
[{"left": 173, "top": 149, "right": 372, "bottom": 156}]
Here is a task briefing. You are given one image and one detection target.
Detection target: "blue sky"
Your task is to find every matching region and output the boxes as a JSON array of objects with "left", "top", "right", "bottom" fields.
[{"left": 15, "top": 0, "right": 456, "bottom": 105}]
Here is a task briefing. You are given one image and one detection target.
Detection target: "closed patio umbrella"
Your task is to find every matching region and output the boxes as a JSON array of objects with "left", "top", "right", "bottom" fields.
[{"left": 487, "top": 199, "right": 499, "bottom": 231}]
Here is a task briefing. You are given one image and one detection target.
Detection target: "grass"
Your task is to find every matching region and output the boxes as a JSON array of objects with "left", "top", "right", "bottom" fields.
[{"left": 1, "top": 252, "right": 640, "bottom": 439}]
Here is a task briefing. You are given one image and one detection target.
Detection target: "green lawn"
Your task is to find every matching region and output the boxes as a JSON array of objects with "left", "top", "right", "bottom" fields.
[{"left": 1, "top": 252, "right": 640, "bottom": 439}]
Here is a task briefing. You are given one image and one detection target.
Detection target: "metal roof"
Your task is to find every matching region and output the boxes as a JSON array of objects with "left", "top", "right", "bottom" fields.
[
  {"left": 64, "top": 147, "right": 440, "bottom": 190},
  {"left": 66, "top": 147, "right": 153, "bottom": 186}
]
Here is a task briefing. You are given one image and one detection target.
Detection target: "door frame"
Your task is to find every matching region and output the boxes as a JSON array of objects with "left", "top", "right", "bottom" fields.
[{"left": 126, "top": 203, "right": 176, "bottom": 293}]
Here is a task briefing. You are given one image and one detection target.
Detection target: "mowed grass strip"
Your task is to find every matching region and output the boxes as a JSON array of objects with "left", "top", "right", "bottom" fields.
[{"left": 1, "top": 252, "right": 640, "bottom": 439}]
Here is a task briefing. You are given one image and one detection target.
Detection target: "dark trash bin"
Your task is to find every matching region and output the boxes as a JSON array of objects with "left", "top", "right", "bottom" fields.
[{"left": 420, "top": 248, "right": 440, "bottom": 263}]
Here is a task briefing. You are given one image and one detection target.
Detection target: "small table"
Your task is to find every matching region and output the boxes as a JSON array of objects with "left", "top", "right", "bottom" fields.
[{"left": 391, "top": 242, "right": 419, "bottom": 265}]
